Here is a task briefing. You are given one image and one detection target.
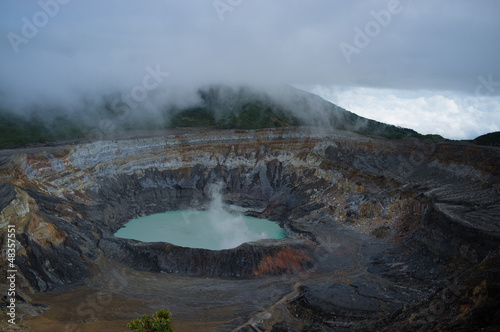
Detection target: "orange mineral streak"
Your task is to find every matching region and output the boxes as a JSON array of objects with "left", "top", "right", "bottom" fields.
[
  {"left": 254, "top": 248, "right": 310, "bottom": 276},
  {"left": 26, "top": 212, "right": 67, "bottom": 246}
]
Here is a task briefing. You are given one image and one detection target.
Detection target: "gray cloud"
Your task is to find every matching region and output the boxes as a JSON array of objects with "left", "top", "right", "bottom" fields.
[{"left": 0, "top": 0, "right": 499, "bottom": 135}]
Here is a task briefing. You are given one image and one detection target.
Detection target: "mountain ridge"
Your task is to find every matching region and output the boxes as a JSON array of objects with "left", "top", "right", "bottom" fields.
[{"left": 0, "top": 84, "right": 451, "bottom": 149}]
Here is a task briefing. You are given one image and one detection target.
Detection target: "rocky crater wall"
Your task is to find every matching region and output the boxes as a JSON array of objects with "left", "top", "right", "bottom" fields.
[{"left": 1, "top": 127, "right": 499, "bottom": 329}]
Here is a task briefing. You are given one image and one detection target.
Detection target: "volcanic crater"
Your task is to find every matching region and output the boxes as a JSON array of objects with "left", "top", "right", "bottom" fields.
[{"left": 1, "top": 127, "right": 499, "bottom": 331}]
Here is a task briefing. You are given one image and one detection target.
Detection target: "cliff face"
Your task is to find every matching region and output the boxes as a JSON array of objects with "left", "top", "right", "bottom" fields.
[{"left": 1, "top": 127, "right": 499, "bottom": 330}]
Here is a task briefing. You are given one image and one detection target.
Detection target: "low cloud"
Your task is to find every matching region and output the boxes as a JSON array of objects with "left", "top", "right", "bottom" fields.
[
  {"left": 306, "top": 85, "right": 500, "bottom": 140},
  {"left": 0, "top": 1, "right": 499, "bottom": 138}
]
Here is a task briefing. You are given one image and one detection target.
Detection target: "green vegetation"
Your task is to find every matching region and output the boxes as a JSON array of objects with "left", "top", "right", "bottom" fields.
[
  {"left": 169, "top": 107, "right": 216, "bottom": 127},
  {"left": 221, "top": 102, "right": 300, "bottom": 129},
  {"left": 473, "top": 131, "right": 500, "bottom": 147},
  {"left": 419, "top": 134, "right": 450, "bottom": 143},
  {"left": 126, "top": 309, "right": 174, "bottom": 332},
  {"left": 0, "top": 111, "right": 89, "bottom": 149},
  {"left": 168, "top": 101, "right": 300, "bottom": 130},
  {"left": 359, "top": 125, "right": 448, "bottom": 142}
]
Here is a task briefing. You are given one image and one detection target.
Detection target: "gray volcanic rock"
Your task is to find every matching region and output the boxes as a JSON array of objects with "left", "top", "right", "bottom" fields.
[
  {"left": 99, "top": 237, "right": 316, "bottom": 278},
  {"left": 0, "top": 182, "right": 16, "bottom": 211}
]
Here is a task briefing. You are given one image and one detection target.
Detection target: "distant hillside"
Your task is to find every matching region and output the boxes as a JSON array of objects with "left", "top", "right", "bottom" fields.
[
  {"left": 168, "top": 85, "right": 447, "bottom": 142},
  {"left": 169, "top": 85, "right": 302, "bottom": 129},
  {"left": 472, "top": 131, "right": 500, "bottom": 147},
  {"left": 0, "top": 84, "right": 447, "bottom": 149}
]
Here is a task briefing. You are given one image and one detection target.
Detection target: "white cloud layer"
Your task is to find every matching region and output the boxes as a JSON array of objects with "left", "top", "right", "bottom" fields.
[{"left": 304, "top": 86, "right": 500, "bottom": 140}]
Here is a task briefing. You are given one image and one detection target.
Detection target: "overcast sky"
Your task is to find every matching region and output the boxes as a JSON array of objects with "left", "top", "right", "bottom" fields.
[{"left": 1, "top": 0, "right": 499, "bottom": 139}]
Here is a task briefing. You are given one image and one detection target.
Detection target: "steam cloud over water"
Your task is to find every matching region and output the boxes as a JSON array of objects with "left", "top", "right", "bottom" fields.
[
  {"left": 114, "top": 183, "right": 285, "bottom": 250},
  {"left": 205, "top": 183, "right": 272, "bottom": 249}
]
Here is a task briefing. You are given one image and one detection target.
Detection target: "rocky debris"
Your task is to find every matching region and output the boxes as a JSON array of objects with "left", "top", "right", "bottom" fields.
[
  {"left": 369, "top": 249, "right": 500, "bottom": 331},
  {"left": 288, "top": 277, "right": 424, "bottom": 330}
]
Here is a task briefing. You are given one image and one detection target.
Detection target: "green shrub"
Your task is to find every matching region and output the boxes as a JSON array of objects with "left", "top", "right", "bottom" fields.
[
  {"left": 126, "top": 309, "right": 174, "bottom": 332},
  {"left": 473, "top": 131, "right": 500, "bottom": 146}
]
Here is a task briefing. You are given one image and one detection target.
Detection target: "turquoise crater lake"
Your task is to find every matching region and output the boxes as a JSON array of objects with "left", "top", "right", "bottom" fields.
[{"left": 114, "top": 210, "right": 286, "bottom": 250}]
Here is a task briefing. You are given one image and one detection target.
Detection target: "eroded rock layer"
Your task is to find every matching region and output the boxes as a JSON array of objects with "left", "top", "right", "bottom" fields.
[{"left": 1, "top": 127, "right": 499, "bottom": 331}]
